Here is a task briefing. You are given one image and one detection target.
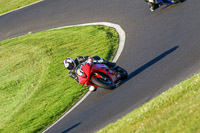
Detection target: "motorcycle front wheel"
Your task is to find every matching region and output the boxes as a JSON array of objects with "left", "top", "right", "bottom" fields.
[{"left": 91, "top": 76, "right": 116, "bottom": 90}]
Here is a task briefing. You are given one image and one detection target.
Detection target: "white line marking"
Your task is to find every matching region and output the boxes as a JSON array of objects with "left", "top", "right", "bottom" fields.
[
  {"left": 42, "top": 91, "right": 92, "bottom": 133},
  {"left": 0, "top": 0, "right": 44, "bottom": 17},
  {"left": 6, "top": 22, "right": 125, "bottom": 133},
  {"left": 51, "top": 22, "right": 126, "bottom": 62},
  {"left": 42, "top": 22, "right": 126, "bottom": 133}
]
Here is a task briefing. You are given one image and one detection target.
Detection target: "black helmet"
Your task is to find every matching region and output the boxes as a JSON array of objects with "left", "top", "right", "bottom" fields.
[{"left": 64, "top": 57, "right": 76, "bottom": 70}]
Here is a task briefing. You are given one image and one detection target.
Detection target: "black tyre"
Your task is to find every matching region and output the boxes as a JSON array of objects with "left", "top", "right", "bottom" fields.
[
  {"left": 91, "top": 76, "right": 116, "bottom": 90},
  {"left": 179, "top": 0, "right": 184, "bottom": 2},
  {"left": 115, "top": 67, "right": 128, "bottom": 80},
  {"left": 171, "top": 0, "right": 182, "bottom": 3}
]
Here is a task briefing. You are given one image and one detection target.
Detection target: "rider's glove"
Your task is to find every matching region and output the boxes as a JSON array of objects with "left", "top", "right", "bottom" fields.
[
  {"left": 87, "top": 57, "right": 93, "bottom": 64},
  {"left": 97, "top": 58, "right": 107, "bottom": 63}
]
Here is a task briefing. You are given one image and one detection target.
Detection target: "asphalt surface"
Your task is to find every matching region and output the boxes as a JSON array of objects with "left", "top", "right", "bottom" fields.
[{"left": 1, "top": 0, "right": 200, "bottom": 133}]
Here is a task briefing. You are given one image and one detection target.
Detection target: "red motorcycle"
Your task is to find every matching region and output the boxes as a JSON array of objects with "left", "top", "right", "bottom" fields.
[{"left": 75, "top": 61, "right": 128, "bottom": 90}]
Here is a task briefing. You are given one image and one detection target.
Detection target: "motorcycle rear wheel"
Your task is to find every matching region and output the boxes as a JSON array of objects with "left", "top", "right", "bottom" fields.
[
  {"left": 115, "top": 67, "right": 128, "bottom": 80},
  {"left": 91, "top": 76, "right": 116, "bottom": 90}
]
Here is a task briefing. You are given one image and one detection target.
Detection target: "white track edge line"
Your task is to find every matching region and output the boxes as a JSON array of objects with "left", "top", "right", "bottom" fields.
[
  {"left": 0, "top": 0, "right": 44, "bottom": 17},
  {"left": 42, "top": 22, "right": 125, "bottom": 133},
  {"left": 42, "top": 22, "right": 126, "bottom": 133},
  {"left": 8, "top": 22, "right": 125, "bottom": 133},
  {"left": 42, "top": 91, "right": 92, "bottom": 133},
  {"left": 51, "top": 22, "right": 126, "bottom": 62}
]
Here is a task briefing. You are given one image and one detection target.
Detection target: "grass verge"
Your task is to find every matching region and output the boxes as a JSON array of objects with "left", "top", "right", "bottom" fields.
[
  {"left": 0, "top": 0, "right": 41, "bottom": 15},
  {"left": 0, "top": 25, "right": 119, "bottom": 133},
  {"left": 98, "top": 73, "right": 200, "bottom": 133}
]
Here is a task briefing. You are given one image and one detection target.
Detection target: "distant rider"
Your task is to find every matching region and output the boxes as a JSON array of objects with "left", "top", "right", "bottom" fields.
[
  {"left": 64, "top": 56, "right": 116, "bottom": 91},
  {"left": 146, "top": 0, "right": 175, "bottom": 11}
]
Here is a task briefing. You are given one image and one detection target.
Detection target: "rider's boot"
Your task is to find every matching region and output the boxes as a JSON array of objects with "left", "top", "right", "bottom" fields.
[
  {"left": 89, "top": 86, "right": 97, "bottom": 92},
  {"left": 148, "top": 2, "right": 156, "bottom": 11}
]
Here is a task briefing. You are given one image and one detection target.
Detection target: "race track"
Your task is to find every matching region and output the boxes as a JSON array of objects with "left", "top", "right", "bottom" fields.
[{"left": 0, "top": 0, "right": 200, "bottom": 132}]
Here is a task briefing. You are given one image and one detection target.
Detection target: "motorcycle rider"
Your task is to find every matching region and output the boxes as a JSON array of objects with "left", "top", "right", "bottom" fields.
[
  {"left": 146, "top": 0, "right": 175, "bottom": 11},
  {"left": 64, "top": 56, "right": 116, "bottom": 91},
  {"left": 146, "top": 0, "right": 160, "bottom": 11}
]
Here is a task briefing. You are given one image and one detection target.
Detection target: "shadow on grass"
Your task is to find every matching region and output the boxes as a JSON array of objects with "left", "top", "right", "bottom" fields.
[
  {"left": 61, "top": 122, "right": 81, "bottom": 133},
  {"left": 120, "top": 46, "right": 179, "bottom": 85}
]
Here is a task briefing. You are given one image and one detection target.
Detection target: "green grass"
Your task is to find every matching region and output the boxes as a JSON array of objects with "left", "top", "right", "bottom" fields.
[
  {"left": 98, "top": 73, "right": 200, "bottom": 133},
  {"left": 0, "top": 25, "right": 119, "bottom": 133},
  {"left": 0, "top": 0, "right": 41, "bottom": 15}
]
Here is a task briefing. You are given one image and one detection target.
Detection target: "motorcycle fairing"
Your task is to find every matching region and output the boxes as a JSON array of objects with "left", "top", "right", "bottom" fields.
[
  {"left": 77, "top": 63, "right": 99, "bottom": 87},
  {"left": 78, "top": 63, "right": 91, "bottom": 85},
  {"left": 92, "top": 64, "right": 119, "bottom": 83},
  {"left": 77, "top": 63, "right": 120, "bottom": 87},
  {"left": 92, "top": 64, "right": 108, "bottom": 73}
]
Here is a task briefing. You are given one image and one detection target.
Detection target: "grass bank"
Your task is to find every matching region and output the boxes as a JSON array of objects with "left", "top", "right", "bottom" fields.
[
  {"left": 0, "top": 0, "right": 41, "bottom": 15},
  {"left": 98, "top": 73, "right": 200, "bottom": 133},
  {"left": 0, "top": 25, "right": 119, "bottom": 133}
]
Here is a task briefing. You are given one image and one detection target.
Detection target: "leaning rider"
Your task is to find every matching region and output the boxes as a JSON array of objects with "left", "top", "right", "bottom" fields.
[
  {"left": 146, "top": 0, "right": 174, "bottom": 11},
  {"left": 63, "top": 56, "right": 116, "bottom": 91}
]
